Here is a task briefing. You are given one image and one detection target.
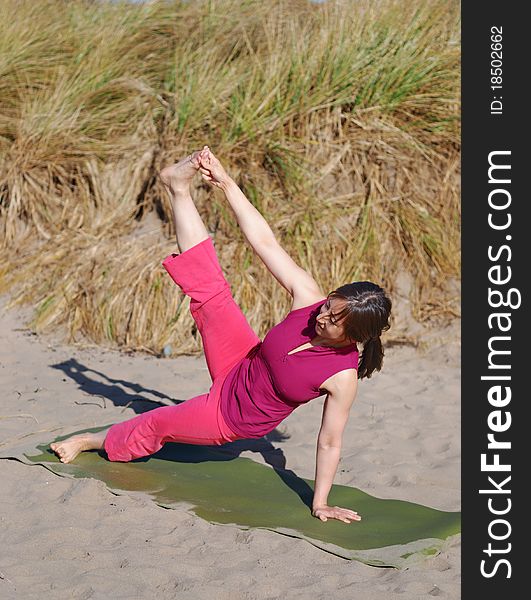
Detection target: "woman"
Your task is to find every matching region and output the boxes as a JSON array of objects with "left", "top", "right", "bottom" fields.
[{"left": 51, "top": 146, "right": 392, "bottom": 524}]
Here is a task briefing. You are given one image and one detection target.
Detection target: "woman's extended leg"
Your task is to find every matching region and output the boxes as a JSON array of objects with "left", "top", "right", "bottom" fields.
[
  {"left": 159, "top": 147, "right": 261, "bottom": 380},
  {"left": 159, "top": 148, "right": 209, "bottom": 252}
]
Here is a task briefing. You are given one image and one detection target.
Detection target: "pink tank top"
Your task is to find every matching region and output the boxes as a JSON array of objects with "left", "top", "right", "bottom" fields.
[{"left": 219, "top": 299, "right": 359, "bottom": 439}]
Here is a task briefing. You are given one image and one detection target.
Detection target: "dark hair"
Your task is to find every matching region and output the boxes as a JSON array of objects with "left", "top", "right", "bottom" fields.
[{"left": 328, "top": 282, "right": 392, "bottom": 380}]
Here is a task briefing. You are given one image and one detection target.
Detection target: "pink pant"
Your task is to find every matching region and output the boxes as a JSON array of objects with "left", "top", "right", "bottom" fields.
[{"left": 104, "top": 237, "right": 261, "bottom": 462}]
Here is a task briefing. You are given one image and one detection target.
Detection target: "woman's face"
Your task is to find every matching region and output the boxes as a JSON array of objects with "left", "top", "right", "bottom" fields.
[{"left": 315, "top": 297, "right": 351, "bottom": 344}]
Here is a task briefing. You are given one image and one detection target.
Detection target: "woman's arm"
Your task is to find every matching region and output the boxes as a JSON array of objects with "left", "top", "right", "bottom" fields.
[
  {"left": 199, "top": 148, "right": 324, "bottom": 307},
  {"left": 219, "top": 178, "right": 275, "bottom": 247},
  {"left": 221, "top": 179, "right": 323, "bottom": 302},
  {"left": 312, "top": 370, "right": 361, "bottom": 523}
]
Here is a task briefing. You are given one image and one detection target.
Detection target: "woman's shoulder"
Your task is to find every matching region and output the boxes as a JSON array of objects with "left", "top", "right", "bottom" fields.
[
  {"left": 319, "top": 367, "right": 358, "bottom": 396},
  {"left": 289, "top": 293, "right": 327, "bottom": 314}
]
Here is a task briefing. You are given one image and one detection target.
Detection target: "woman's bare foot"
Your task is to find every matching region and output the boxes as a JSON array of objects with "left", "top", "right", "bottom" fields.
[
  {"left": 50, "top": 430, "right": 107, "bottom": 464},
  {"left": 159, "top": 149, "right": 204, "bottom": 193}
]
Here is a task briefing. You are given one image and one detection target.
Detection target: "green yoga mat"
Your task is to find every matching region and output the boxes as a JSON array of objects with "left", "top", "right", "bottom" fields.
[{"left": 2, "top": 426, "right": 460, "bottom": 568}]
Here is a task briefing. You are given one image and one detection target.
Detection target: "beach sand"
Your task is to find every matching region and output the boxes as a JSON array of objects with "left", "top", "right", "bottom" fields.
[{"left": 0, "top": 296, "right": 460, "bottom": 599}]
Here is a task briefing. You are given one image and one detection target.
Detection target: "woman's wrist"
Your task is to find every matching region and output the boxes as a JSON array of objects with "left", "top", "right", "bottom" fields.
[
  {"left": 219, "top": 175, "right": 235, "bottom": 193},
  {"left": 312, "top": 505, "right": 329, "bottom": 518}
]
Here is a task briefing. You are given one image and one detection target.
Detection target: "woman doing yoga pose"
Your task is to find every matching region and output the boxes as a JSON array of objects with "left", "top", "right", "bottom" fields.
[{"left": 51, "top": 146, "right": 392, "bottom": 523}]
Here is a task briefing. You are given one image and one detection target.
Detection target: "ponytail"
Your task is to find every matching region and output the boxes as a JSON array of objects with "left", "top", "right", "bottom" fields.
[{"left": 357, "top": 336, "right": 384, "bottom": 380}]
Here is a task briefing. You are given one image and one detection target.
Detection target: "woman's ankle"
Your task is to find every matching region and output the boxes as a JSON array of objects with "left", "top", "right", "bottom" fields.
[
  {"left": 169, "top": 185, "right": 192, "bottom": 199},
  {"left": 87, "top": 429, "right": 108, "bottom": 451}
]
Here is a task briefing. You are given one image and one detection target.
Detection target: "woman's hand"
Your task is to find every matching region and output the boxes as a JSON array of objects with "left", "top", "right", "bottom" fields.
[
  {"left": 312, "top": 505, "right": 361, "bottom": 523},
  {"left": 198, "top": 146, "right": 231, "bottom": 188}
]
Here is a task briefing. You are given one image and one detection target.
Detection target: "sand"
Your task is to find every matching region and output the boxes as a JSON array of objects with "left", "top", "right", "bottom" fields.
[{"left": 0, "top": 295, "right": 460, "bottom": 599}]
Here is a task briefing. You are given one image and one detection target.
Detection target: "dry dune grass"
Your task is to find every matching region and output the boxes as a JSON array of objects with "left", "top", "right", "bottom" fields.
[{"left": 0, "top": 0, "right": 460, "bottom": 355}]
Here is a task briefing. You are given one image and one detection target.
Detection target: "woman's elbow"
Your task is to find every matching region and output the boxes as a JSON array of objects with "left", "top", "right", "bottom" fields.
[{"left": 317, "top": 437, "right": 342, "bottom": 450}]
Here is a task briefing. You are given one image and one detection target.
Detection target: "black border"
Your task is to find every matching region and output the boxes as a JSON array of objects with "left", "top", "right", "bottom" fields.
[{"left": 462, "top": 2, "right": 526, "bottom": 596}]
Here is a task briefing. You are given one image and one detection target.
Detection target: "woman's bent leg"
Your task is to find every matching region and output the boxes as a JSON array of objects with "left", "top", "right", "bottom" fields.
[
  {"left": 104, "top": 391, "right": 234, "bottom": 463},
  {"left": 49, "top": 385, "right": 238, "bottom": 464}
]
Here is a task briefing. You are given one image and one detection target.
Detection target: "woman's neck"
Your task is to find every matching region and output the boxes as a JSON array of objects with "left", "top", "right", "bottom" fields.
[{"left": 311, "top": 335, "right": 354, "bottom": 349}]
